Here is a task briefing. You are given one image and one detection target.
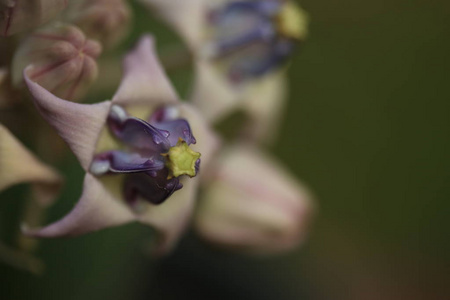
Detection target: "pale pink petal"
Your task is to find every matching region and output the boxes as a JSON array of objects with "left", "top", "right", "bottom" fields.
[
  {"left": 25, "top": 71, "right": 111, "bottom": 171},
  {"left": 112, "top": 35, "right": 179, "bottom": 107},
  {"left": 195, "top": 144, "right": 314, "bottom": 255},
  {"left": 23, "top": 173, "right": 135, "bottom": 238},
  {"left": 0, "top": 124, "right": 62, "bottom": 197},
  {"left": 138, "top": 177, "right": 199, "bottom": 255},
  {"left": 240, "top": 72, "right": 288, "bottom": 144},
  {"left": 138, "top": 0, "right": 205, "bottom": 51}
]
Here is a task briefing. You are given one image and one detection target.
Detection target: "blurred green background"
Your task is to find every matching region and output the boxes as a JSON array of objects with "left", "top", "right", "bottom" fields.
[{"left": 1, "top": 0, "right": 449, "bottom": 299}]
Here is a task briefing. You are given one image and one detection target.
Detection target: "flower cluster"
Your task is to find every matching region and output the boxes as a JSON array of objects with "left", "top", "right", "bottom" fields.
[{"left": 0, "top": 0, "right": 313, "bottom": 271}]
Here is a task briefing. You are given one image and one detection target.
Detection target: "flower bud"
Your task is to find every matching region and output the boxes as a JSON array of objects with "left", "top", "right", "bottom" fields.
[
  {"left": 0, "top": 0, "right": 68, "bottom": 36},
  {"left": 65, "top": 0, "right": 131, "bottom": 49},
  {"left": 12, "top": 23, "right": 102, "bottom": 101},
  {"left": 195, "top": 145, "right": 313, "bottom": 255}
]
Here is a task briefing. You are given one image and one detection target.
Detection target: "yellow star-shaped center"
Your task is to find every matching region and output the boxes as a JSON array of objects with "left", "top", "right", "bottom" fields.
[
  {"left": 164, "top": 138, "right": 201, "bottom": 178},
  {"left": 275, "top": 1, "right": 309, "bottom": 40}
]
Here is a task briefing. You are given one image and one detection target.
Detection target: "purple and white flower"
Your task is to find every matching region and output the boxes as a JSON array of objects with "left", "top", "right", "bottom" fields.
[
  {"left": 141, "top": 0, "right": 308, "bottom": 143},
  {"left": 23, "top": 35, "right": 219, "bottom": 254}
]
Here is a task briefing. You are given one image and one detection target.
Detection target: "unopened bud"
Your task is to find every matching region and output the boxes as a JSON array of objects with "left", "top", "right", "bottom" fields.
[
  {"left": 195, "top": 145, "right": 313, "bottom": 255},
  {"left": 0, "top": 0, "right": 68, "bottom": 36},
  {"left": 12, "top": 23, "right": 102, "bottom": 101},
  {"left": 65, "top": 0, "right": 131, "bottom": 49}
]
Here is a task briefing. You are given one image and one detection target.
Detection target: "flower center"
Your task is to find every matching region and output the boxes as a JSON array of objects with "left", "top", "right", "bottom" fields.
[
  {"left": 275, "top": 1, "right": 308, "bottom": 40},
  {"left": 164, "top": 138, "right": 201, "bottom": 178},
  {"left": 206, "top": 0, "right": 308, "bottom": 81}
]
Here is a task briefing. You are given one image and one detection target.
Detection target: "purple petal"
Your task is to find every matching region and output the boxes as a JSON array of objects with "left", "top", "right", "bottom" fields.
[
  {"left": 152, "top": 118, "right": 196, "bottom": 146},
  {"left": 175, "top": 103, "right": 221, "bottom": 171},
  {"left": 90, "top": 150, "right": 165, "bottom": 175},
  {"left": 24, "top": 70, "right": 111, "bottom": 171},
  {"left": 123, "top": 168, "right": 182, "bottom": 205},
  {"left": 108, "top": 111, "right": 171, "bottom": 153},
  {"left": 22, "top": 174, "right": 135, "bottom": 238},
  {"left": 112, "top": 35, "right": 179, "bottom": 107}
]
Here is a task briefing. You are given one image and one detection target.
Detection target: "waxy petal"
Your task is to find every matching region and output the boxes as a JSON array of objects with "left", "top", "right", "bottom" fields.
[
  {"left": 23, "top": 173, "right": 135, "bottom": 238},
  {"left": 112, "top": 35, "right": 178, "bottom": 107},
  {"left": 0, "top": 124, "right": 61, "bottom": 202},
  {"left": 195, "top": 144, "right": 314, "bottom": 255},
  {"left": 25, "top": 71, "right": 111, "bottom": 171}
]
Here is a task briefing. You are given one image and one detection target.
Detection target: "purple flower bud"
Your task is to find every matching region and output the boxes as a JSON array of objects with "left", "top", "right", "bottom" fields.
[
  {"left": 65, "top": 0, "right": 132, "bottom": 49},
  {"left": 0, "top": 0, "right": 68, "bottom": 36},
  {"left": 12, "top": 23, "right": 102, "bottom": 101}
]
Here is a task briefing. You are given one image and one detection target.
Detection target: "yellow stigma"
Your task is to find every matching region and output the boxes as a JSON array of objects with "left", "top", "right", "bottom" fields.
[
  {"left": 275, "top": 1, "right": 309, "bottom": 40},
  {"left": 165, "top": 138, "right": 201, "bottom": 178}
]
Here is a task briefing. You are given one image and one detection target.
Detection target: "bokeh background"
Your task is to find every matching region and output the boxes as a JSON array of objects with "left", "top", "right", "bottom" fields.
[{"left": 1, "top": 0, "right": 449, "bottom": 299}]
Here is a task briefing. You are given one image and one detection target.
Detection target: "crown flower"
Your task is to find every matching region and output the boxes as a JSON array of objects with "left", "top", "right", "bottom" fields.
[
  {"left": 23, "top": 35, "right": 218, "bottom": 254},
  {"left": 141, "top": 0, "right": 309, "bottom": 143}
]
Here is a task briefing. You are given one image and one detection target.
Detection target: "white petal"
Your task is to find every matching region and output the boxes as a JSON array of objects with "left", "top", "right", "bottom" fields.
[
  {"left": 25, "top": 72, "right": 111, "bottom": 171},
  {"left": 23, "top": 173, "right": 135, "bottom": 238}
]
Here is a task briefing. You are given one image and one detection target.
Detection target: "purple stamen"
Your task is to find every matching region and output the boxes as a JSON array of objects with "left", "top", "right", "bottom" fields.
[
  {"left": 91, "top": 105, "right": 198, "bottom": 205},
  {"left": 108, "top": 111, "right": 171, "bottom": 153},
  {"left": 208, "top": 0, "right": 298, "bottom": 81},
  {"left": 123, "top": 169, "right": 183, "bottom": 205},
  {"left": 90, "top": 151, "right": 165, "bottom": 175}
]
